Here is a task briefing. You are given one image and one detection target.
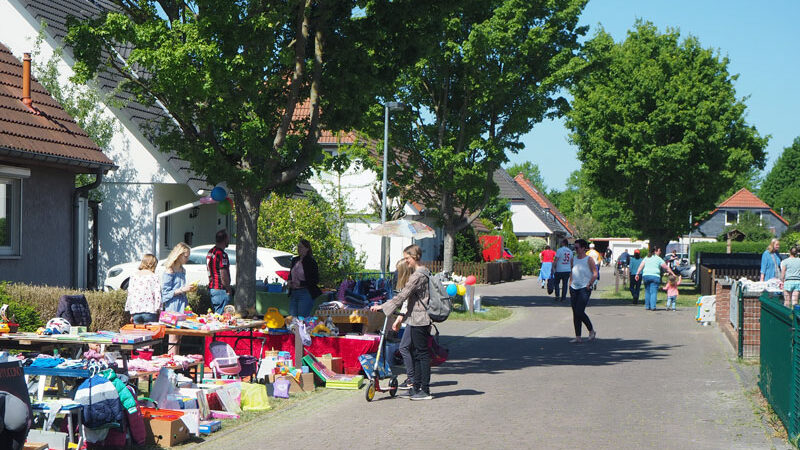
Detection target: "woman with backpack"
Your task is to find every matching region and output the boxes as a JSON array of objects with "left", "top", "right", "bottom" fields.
[{"left": 371, "top": 244, "right": 433, "bottom": 400}]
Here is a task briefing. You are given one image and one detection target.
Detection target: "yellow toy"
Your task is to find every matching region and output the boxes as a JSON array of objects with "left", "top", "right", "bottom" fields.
[{"left": 311, "top": 323, "right": 331, "bottom": 335}]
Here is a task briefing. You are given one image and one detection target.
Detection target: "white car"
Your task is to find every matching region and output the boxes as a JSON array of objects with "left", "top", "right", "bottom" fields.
[{"left": 104, "top": 245, "right": 293, "bottom": 291}]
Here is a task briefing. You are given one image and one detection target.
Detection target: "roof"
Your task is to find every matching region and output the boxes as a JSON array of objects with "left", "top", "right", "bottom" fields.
[
  {"left": 711, "top": 188, "right": 788, "bottom": 226},
  {"left": 493, "top": 169, "right": 569, "bottom": 237},
  {"left": 18, "top": 0, "right": 205, "bottom": 190},
  {"left": 513, "top": 173, "right": 576, "bottom": 235},
  {"left": 0, "top": 42, "right": 113, "bottom": 171}
]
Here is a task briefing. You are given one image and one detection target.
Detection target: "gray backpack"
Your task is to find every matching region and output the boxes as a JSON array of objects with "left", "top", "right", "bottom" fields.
[{"left": 423, "top": 272, "right": 453, "bottom": 323}]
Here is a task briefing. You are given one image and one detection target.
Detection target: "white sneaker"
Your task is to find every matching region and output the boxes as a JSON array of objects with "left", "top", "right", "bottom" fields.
[
  {"left": 569, "top": 337, "right": 583, "bottom": 343},
  {"left": 589, "top": 331, "right": 597, "bottom": 341}
]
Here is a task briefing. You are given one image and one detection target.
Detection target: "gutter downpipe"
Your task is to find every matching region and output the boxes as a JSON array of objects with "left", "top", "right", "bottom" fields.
[{"left": 73, "top": 170, "right": 103, "bottom": 288}]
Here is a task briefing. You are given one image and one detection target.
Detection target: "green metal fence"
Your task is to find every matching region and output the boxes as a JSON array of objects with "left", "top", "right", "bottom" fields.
[{"left": 759, "top": 293, "right": 799, "bottom": 441}]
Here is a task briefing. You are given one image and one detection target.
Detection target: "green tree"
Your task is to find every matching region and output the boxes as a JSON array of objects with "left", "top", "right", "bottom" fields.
[
  {"left": 506, "top": 161, "right": 546, "bottom": 192},
  {"left": 717, "top": 212, "right": 773, "bottom": 242},
  {"left": 760, "top": 137, "right": 800, "bottom": 224},
  {"left": 65, "top": 1, "right": 424, "bottom": 311},
  {"left": 453, "top": 227, "right": 481, "bottom": 263},
  {"left": 566, "top": 21, "right": 767, "bottom": 251},
  {"left": 368, "top": 0, "right": 587, "bottom": 272},
  {"left": 479, "top": 196, "right": 511, "bottom": 229},
  {"left": 257, "top": 194, "right": 364, "bottom": 287}
]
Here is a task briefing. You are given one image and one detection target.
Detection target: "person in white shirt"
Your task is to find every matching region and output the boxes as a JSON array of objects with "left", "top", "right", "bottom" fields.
[
  {"left": 553, "top": 239, "right": 573, "bottom": 302},
  {"left": 568, "top": 239, "right": 598, "bottom": 343}
]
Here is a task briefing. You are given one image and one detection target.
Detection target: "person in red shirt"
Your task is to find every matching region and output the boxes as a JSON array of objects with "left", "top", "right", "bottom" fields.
[
  {"left": 539, "top": 245, "right": 557, "bottom": 290},
  {"left": 207, "top": 229, "right": 232, "bottom": 314}
]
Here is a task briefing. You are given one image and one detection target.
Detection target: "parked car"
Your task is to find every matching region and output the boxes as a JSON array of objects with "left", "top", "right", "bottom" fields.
[{"left": 104, "top": 245, "right": 293, "bottom": 291}]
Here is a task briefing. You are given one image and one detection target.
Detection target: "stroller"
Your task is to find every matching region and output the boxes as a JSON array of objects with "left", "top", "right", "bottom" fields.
[
  {"left": 209, "top": 341, "right": 241, "bottom": 378},
  {"left": 363, "top": 313, "right": 398, "bottom": 402}
]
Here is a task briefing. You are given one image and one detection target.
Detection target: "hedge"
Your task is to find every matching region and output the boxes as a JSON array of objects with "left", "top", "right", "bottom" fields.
[
  {"left": 689, "top": 240, "right": 770, "bottom": 260},
  {"left": 2, "top": 283, "right": 212, "bottom": 332}
]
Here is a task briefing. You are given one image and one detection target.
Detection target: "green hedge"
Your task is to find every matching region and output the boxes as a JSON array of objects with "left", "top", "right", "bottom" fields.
[
  {"left": 2, "top": 283, "right": 213, "bottom": 332},
  {"left": 689, "top": 241, "right": 770, "bottom": 260}
]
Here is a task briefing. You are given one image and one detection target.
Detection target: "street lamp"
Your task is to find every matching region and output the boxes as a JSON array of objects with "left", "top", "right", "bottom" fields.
[{"left": 381, "top": 101, "right": 404, "bottom": 275}]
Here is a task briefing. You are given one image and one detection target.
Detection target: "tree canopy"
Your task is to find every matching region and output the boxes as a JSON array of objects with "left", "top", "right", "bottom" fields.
[
  {"left": 364, "top": 0, "right": 587, "bottom": 271},
  {"left": 506, "top": 161, "right": 546, "bottom": 192},
  {"left": 760, "top": 137, "right": 800, "bottom": 224},
  {"left": 65, "top": 0, "right": 425, "bottom": 310},
  {"left": 565, "top": 21, "right": 767, "bottom": 251}
]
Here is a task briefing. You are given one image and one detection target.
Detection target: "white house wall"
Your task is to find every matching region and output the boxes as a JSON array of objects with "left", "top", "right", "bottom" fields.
[
  {"left": 346, "top": 221, "right": 440, "bottom": 271},
  {"left": 308, "top": 162, "right": 378, "bottom": 215},
  {"left": 510, "top": 202, "right": 550, "bottom": 236}
]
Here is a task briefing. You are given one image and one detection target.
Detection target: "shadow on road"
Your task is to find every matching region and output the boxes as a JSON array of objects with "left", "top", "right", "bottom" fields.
[
  {"left": 481, "top": 295, "right": 638, "bottom": 308},
  {"left": 433, "top": 336, "right": 675, "bottom": 375},
  {"left": 433, "top": 389, "right": 484, "bottom": 398}
]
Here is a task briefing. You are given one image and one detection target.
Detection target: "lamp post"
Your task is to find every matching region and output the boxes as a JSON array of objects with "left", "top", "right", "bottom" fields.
[{"left": 381, "top": 101, "right": 404, "bottom": 275}]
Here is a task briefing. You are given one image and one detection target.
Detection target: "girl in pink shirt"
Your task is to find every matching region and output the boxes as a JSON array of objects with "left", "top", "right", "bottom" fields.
[{"left": 662, "top": 274, "right": 681, "bottom": 311}]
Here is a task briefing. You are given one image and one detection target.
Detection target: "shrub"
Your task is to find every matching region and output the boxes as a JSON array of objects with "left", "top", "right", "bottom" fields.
[
  {"left": 781, "top": 231, "right": 800, "bottom": 248},
  {"left": 689, "top": 241, "right": 770, "bottom": 260},
  {"left": 513, "top": 240, "right": 541, "bottom": 275},
  {"left": 0, "top": 283, "right": 43, "bottom": 332},
  {"left": 3, "top": 283, "right": 128, "bottom": 331},
  {"left": 454, "top": 227, "right": 482, "bottom": 263}
]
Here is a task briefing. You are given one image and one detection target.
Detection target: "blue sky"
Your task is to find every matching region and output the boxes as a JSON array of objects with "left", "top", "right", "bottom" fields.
[{"left": 511, "top": 0, "right": 800, "bottom": 191}]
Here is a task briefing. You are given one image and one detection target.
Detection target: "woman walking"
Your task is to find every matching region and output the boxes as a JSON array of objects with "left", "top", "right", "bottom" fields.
[
  {"left": 371, "top": 244, "right": 433, "bottom": 400},
  {"left": 288, "top": 239, "right": 322, "bottom": 317},
  {"left": 568, "top": 239, "right": 597, "bottom": 343},
  {"left": 634, "top": 247, "right": 676, "bottom": 311}
]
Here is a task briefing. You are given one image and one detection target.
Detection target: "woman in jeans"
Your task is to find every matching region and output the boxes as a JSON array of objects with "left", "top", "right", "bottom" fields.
[
  {"left": 391, "top": 259, "right": 414, "bottom": 389},
  {"left": 371, "top": 244, "right": 433, "bottom": 400},
  {"left": 634, "top": 247, "right": 676, "bottom": 311},
  {"left": 569, "top": 239, "right": 598, "bottom": 343},
  {"left": 288, "top": 239, "right": 322, "bottom": 317},
  {"left": 125, "top": 253, "right": 161, "bottom": 323}
]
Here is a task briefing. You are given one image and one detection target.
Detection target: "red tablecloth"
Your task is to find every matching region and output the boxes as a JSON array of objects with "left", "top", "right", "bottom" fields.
[{"left": 204, "top": 332, "right": 379, "bottom": 374}]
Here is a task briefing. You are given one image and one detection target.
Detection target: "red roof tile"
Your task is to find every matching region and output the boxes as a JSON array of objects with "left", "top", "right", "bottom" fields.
[
  {"left": 0, "top": 43, "right": 113, "bottom": 170},
  {"left": 718, "top": 188, "right": 771, "bottom": 209},
  {"left": 513, "top": 174, "right": 575, "bottom": 235}
]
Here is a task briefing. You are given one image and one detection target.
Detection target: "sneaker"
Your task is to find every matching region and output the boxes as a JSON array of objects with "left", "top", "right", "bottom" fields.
[
  {"left": 410, "top": 391, "right": 433, "bottom": 401},
  {"left": 397, "top": 379, "right": 413, "bottom": 390},
  {"left": 569, "top": 337, "right": 583, "bottom": 343},
  {"left": 589, "top": 330, "right": 597, "bottom": 341},
  {"left": 403, "top": 388, "right": 416, "bottom": 397}
]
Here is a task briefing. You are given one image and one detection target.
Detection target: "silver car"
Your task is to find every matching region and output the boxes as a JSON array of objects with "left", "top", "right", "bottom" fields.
[{"left": 104, "top": 245, "right": 293, "bottom": 290}]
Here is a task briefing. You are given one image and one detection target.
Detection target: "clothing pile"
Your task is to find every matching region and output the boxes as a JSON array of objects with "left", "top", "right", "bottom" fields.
[
  {"left": 736, "top": 277, "right": 783, "bottom": 294},
  {"left": 126, "top": 354, "right": 203, "bottom": 375},
  {"left": 319, "top": 278, "right": 392, "bottom": 311}
]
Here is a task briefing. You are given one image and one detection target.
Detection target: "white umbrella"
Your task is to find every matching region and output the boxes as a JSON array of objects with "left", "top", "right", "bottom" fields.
[{"left": 368, "top": 219, "right": 436, "bottom": 239}]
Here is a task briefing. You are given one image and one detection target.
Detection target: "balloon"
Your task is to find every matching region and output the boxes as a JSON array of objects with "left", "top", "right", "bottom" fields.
[
  {"left": 217, "top": 198, "right": 232, "bottom": 215},
  {"left": 465, "top": 275, "right": 477, "bottom": 285},
  {"left": 446, "top": 284, "right": 458, "bottom": 297},
  {"left": 457, "top": 284, "right": 466, "bottom": 296},
  {"left": 211, "top": 186, "right": 227, "bottom": 202}
]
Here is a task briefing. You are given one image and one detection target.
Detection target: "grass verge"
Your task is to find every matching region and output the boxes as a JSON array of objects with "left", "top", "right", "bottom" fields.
[{"left": 449, "top": 298, "right": 513, "bottom": 321}]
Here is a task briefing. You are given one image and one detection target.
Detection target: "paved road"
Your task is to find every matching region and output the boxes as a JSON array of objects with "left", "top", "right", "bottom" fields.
[{"left": 198, "top": 267, "right": 783, "bottom": 449}]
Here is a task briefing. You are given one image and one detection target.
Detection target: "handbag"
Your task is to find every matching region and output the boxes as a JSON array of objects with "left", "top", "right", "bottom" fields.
[{"left": 428, "top": 325, "right": 448, "bottom": 366}]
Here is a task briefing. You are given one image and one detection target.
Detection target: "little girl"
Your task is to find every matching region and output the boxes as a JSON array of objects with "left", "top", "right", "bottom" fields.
[{"left": 662, "top": 274, "right": 681, "bottom": 311}]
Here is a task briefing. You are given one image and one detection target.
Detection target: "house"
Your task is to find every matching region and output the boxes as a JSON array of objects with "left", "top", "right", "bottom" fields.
[
  {"left": 690, "top": 188, "right": 788, "bottom": 239},
  {"left": 0, "top": 42, "right": 114, "bottom": 287},
  {"left": 493, "top": 168, "right": 573, "bottom": 247}
]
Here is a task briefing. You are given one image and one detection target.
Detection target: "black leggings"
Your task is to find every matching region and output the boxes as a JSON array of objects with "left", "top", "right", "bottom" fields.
[
  {"left": 569, "top": 287, "right": 594, "bottom": 337},
  {"left": 409, "top": 325, "right": 431, "bottom": 393}
]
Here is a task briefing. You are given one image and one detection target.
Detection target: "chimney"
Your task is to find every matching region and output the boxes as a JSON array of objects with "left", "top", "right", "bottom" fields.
[{"left": 22, "top": 53, "right": 32, "bottom": 109}]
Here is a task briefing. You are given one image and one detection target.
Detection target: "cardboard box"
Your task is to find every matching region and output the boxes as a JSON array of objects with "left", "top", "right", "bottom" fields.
[
  {"left": 26, "top": 430, "right": 67, "bottom": 450},
  {"left": 270, "top": 372, "right": 315, "bottom": 393},
  {"left": 145, "top": 417, "right": 190, "bottom": 447},
  {"left": 318, "top": 354, "right": 343, "bottom": 374},
  {"left": 23, "top": 443, "right": 49, "bottom": 450},
  {"left": 199, "top": 419, "right": 222, "bottom": 434}
]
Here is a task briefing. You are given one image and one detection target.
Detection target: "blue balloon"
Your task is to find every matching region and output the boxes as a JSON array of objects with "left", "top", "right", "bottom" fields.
[
  {"left": 446, "top": 284, "right": 458, "bottom": 297},
  {"left": 211, "top": 186, "right": 227, "bottom": 202}
]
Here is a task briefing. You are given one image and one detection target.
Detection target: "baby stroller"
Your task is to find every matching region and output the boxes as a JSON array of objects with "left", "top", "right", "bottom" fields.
[
  {"left": 363, "top": 313, "right": 398, "bottom": 402},
  {"left": 209, "top": 341, "right": 241, "bottom": 378}
]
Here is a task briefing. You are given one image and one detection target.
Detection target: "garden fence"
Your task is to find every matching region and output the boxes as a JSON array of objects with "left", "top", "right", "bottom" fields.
[{"left": 422, "top": 261, "right": 522, "bottom": 284}]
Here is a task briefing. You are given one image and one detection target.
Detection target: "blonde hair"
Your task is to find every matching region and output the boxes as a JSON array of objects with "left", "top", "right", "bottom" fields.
[
  {"left": 138, "top": 253, "right": 158, "bottom": 271},
  {"left": 164, "top": 242, "right": 190, "bottom": 272},
  {"left": 395, "top": 259, "right": 411, "bottom": 290},
  {"left": 668, "top": 274, "right": 678, "bottom": 285},
  {"left": 767, "top": 238, "right": 780, "bottom": 252},
  {"left": 403, "top": 244, "right": 422, "bottom": 261}
]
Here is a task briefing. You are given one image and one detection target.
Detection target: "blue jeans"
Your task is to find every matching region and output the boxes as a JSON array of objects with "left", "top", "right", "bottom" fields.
[
  {"left": 643, "top": 275, "right": 661, "bottom": 310},
  {"left": 666, "top": 295, "right": 677, "bottom": 310},
  {"left": 289, "top": 288, "right": 314, "bottom": 317},
  {"left": 210, "top": 289, "right": 230, "bottom": 314},
  {"left": 132, "top": 312, "right": 159, "bottom": 324},
  {"left": 399, "top": 325, "right": 414, "bottom": 381},
  {"left": 629, "top": 275, "right": 642, "bottom": 303}
]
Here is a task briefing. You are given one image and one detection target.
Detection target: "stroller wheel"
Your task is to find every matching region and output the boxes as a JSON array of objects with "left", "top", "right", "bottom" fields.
[
  {"left": 365, "top": 380, "right": 376, "bottom": 402},
  {"left": 389, "top": 376, "right": 398, "bottom": 398}
]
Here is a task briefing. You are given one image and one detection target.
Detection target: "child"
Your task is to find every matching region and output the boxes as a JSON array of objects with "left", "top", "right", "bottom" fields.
[{"left": 663, "top": 274, "right": 681, "bottom": 311}]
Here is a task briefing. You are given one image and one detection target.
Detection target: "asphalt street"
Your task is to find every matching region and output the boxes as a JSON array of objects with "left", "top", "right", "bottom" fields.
[{"left": 196, "top": 267, "right": 785, "bottom": 449}]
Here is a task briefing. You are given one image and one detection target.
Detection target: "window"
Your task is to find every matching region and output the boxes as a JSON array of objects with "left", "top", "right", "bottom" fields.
[
  {"left": 0, "top": 177, "right": 22, "bottom": 256},
  {"left": 725, "top": 210, "right": 738, "bottom": 225}
]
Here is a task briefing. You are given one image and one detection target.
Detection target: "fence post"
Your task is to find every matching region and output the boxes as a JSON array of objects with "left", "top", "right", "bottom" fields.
[{"left": 738, "top": 289, "right": 744, "bottom": 359}]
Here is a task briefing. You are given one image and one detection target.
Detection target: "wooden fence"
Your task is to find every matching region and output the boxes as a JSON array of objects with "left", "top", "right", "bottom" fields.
[{"left": 422, "top": 260, "right": 522, "bottom": 284}]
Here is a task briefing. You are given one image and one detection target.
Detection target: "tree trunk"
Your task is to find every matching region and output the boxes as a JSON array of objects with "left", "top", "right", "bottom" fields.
[
  {"left": 649, "top": 236, "right": 670, "bottom": 255},
  {"left": 234, "top": 188, "right": 263, "bottom": 315},
  {"left": 442, "top": 226, "right": 455, "bottom": 274}
]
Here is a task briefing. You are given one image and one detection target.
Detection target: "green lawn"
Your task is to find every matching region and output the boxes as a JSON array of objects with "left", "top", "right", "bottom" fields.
[
  {"left": 449, "top": 297, "right": 513, "bottom": 321},
  {"left": 594, "top": 277, "right": 701, "bottom": 309}
]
